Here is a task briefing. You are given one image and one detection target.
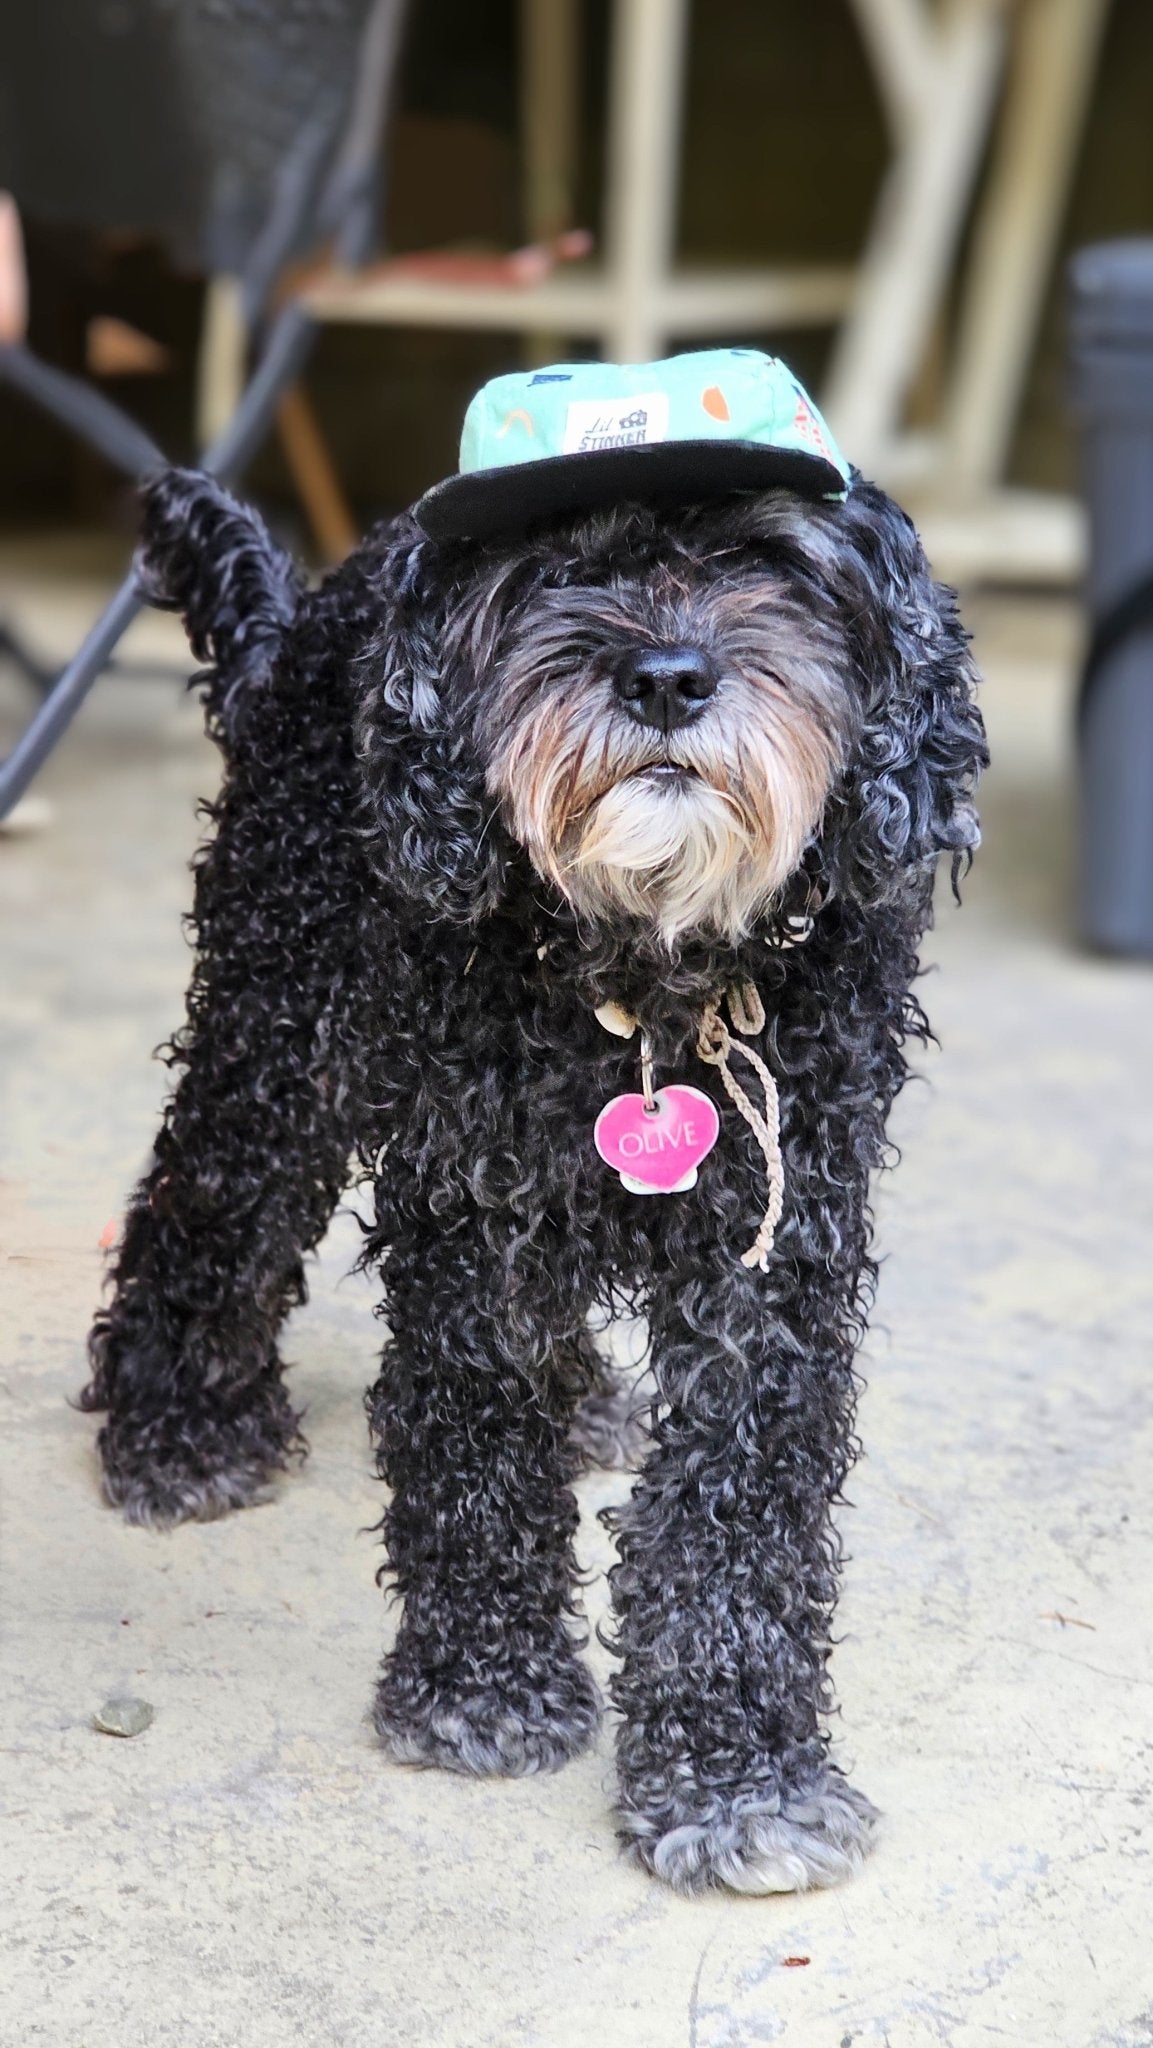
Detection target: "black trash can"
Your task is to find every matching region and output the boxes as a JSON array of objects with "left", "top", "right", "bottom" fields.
[{"left": 1069, "top": 239, "right": 1153, "bottom": 958}]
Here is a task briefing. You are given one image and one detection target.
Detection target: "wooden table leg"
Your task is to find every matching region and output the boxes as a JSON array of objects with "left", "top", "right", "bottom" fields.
[
  {"left": 520, "top": 0, "right": 583, "bottom": 366},
  {"left": 939, "top": 0, "right": 1111, "bottom": 496},
  {"left": 195, "top": 274, "right": 247, "bottom": 453},
  {"left": 602, "top": 0, "right": 690, "bottom": 364},
  {"left": 825, "top": 0, "right": 1009, "bottom": 476}
]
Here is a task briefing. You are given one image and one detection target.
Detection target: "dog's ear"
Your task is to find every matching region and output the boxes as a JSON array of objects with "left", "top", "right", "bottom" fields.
[
  {"left": 355, "top": 518, "right": 510, "bottom": 925},
  {"left": 820, "top": 480, "right": 987, "bottom": 907},
  {"left": 137, "top": 467, "right": 304, "bottom": 757}
]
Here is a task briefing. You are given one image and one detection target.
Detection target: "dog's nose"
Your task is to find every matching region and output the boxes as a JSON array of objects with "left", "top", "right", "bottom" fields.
[{"left": 613, "top": 646, "right": 718, "bottom": 733}]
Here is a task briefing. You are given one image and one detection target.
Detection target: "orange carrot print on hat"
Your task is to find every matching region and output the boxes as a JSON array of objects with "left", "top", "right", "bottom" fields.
[{"left": 701, "top": 385, "right": 730, "bottom": 421}]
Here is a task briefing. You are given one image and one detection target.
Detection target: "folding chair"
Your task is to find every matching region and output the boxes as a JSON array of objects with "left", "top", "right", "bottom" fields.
[{"left": 0, "top": 0, "right": 407, "bottom": 821}]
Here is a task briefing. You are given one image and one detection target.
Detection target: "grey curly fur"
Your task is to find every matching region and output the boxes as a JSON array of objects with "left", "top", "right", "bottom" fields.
[{"left": 81, "top": 463, "right": 985, "bottom": 1895}]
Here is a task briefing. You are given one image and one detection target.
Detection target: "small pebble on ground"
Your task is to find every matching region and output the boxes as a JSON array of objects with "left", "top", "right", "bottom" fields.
[{"left": 93, "top": 1696, "right": 154, "bottom": 1738}]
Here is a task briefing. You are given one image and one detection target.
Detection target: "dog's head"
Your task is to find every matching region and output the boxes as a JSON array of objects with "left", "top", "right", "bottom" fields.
[{"left": 358, "top": 482, "right": 986, "bottom": 943}]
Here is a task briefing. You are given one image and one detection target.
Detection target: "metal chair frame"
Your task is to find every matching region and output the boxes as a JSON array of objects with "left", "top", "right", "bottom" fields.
[{"left": 0, "top": 0, "right": 407, "bottom": 822}]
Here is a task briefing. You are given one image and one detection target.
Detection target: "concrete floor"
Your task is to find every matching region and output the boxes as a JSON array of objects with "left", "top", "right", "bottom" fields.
[{"left": 2, "top": 542, "right": 1152, "bottom": 2047}]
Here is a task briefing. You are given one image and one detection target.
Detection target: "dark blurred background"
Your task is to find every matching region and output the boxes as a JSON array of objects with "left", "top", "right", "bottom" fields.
[{"left": 4, "top": 0, "right": 1153, "bottom": 531}]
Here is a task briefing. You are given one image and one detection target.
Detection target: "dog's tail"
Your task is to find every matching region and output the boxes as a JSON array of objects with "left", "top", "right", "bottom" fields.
[{"left": 137, "top": 466, "right": 306, "bottom": 748}]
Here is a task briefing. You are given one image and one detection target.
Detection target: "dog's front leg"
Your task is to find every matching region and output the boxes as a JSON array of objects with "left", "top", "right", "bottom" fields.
[
  {"left": 610, "top": 1269, "right": 878, "bottom": 1894},
  {"left": 368, "top": 1219, "right": 601, "bottom": 1776}
]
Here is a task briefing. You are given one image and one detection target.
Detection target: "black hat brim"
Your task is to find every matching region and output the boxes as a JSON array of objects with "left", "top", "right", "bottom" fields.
[{"left": 412, "top": 439, "right": 847, "bottom": 543}]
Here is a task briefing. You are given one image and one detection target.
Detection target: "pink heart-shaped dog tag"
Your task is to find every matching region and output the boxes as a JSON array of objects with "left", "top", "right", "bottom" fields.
[{"left": 594, "top": 1084, "right": 720, "bottom": 1194}]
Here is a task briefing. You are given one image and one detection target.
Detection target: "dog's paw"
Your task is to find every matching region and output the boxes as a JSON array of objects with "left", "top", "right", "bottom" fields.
[
  {"left": 97, "top": 1400, "right": 301, "bottom": 1528},
  {"left": 618, "top": 1772, "right": 878, "bottom": 1896},
  {"left": 374, "top": 1649, "right": 602, "bottom": 1777},
  {"left": 102, "top": 1451, "right": 281, "bottom": 1527}
]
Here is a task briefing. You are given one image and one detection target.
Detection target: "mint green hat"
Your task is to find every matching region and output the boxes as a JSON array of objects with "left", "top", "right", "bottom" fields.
[{"left": 413, "top": 348, "right": 850, "bottom": 542}]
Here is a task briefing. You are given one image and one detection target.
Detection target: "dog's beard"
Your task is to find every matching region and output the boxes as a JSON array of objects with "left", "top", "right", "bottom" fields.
[
  {"left": 485, "top": 603, "right": 848, "bottom": 944},
  {"left": 571, "top": 771, "right": 761, "bottom": 939},
  {"left": 552, "top": 707, "right": 834, "bottom": 942}
]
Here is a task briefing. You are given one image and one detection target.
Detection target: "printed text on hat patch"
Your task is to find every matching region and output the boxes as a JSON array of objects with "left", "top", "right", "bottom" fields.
[{"left": 562, "top": 393, "right": 670, "bottom": 455}]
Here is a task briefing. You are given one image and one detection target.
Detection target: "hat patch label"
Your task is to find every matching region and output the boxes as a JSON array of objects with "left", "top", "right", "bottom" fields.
[{"left": 562, "top": 392, "right": 669, "bottom": 455}]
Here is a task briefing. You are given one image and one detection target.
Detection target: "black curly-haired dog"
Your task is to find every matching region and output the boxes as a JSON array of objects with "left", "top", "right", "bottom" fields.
[{"left": 81, "top": 454, "right": 985, "bottom": 1896}]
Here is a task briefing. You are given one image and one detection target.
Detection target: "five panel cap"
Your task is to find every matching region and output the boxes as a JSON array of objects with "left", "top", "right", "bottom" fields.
[{"left": 413, "top": 348, "right": 851, "bottom": 542}]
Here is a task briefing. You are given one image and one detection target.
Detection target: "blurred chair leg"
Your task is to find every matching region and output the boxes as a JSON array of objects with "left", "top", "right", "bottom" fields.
[
  {"left": 196, "top": 274, "right": 247, "bottom": 453},
  {"left": 0, "top": 573, "right": 145, "bottom": 819},
  {"left": 0, "top": 301, "right": 316, "bottom": 821},
  {"left": 275, "top": 383, "right": 359, "bottom": 564}
]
